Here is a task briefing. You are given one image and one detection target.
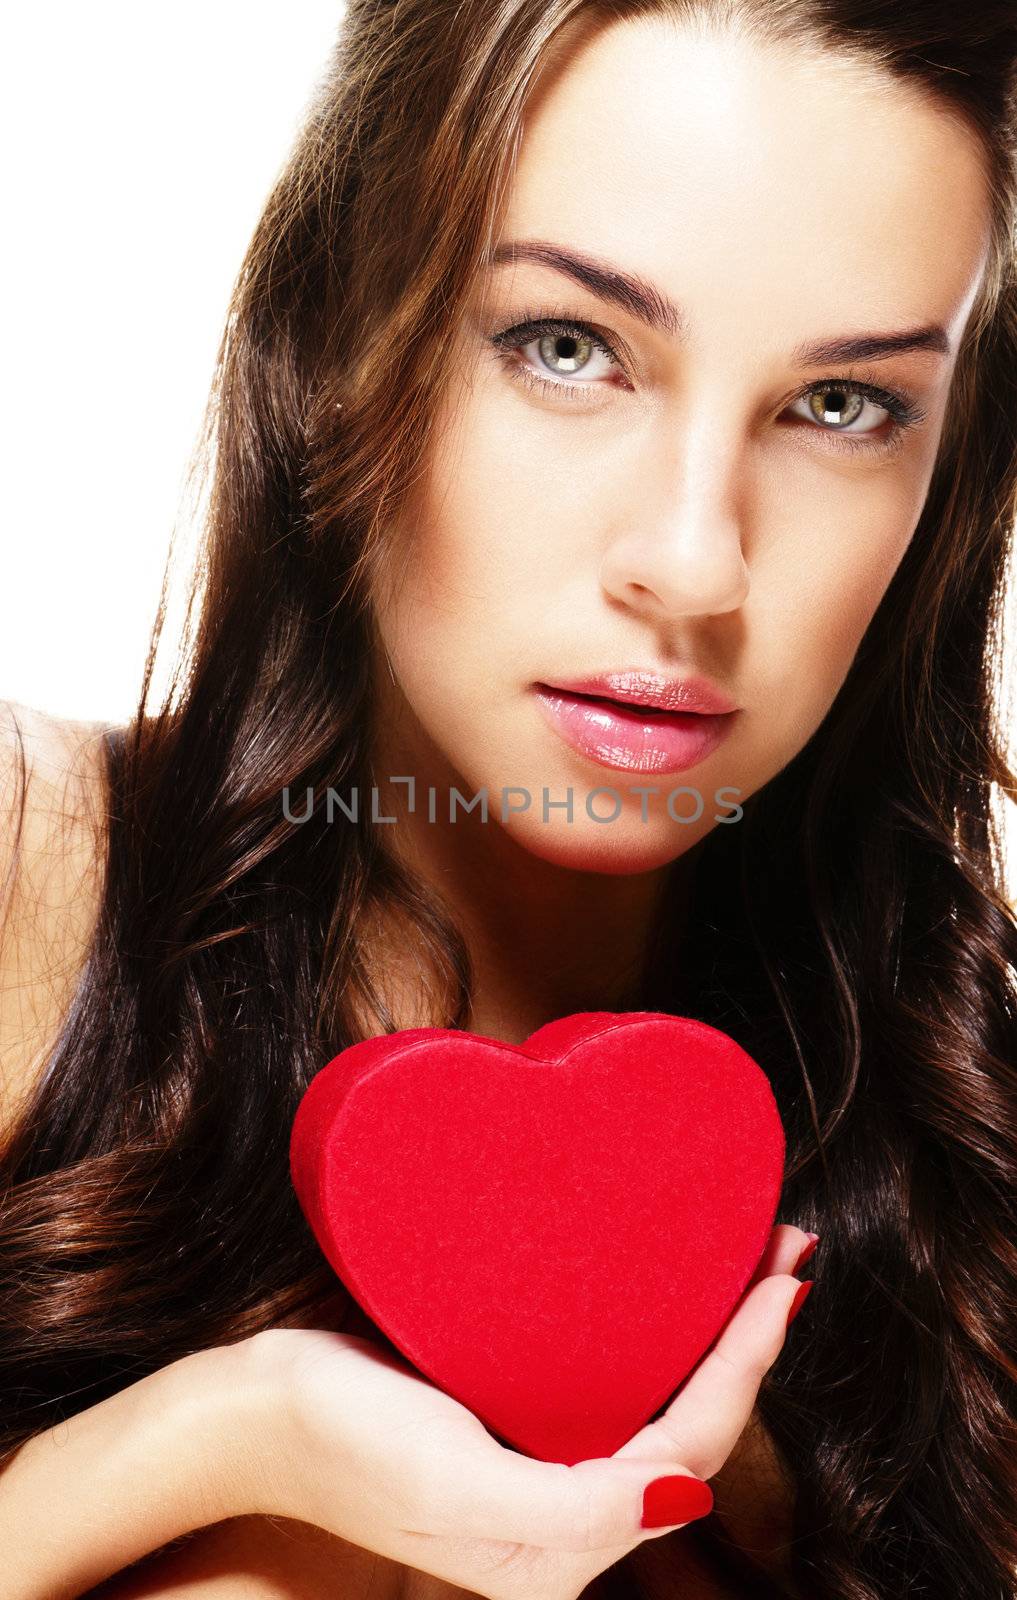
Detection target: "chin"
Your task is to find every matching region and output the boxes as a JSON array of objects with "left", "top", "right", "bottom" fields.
[{"left": 504, "top": 813, "right": 708, "bottom": 876}]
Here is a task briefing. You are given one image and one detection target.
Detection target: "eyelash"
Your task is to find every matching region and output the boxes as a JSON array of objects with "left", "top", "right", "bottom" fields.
[{"left": 488, "top": 311, "right": 929, "bottom": 456}]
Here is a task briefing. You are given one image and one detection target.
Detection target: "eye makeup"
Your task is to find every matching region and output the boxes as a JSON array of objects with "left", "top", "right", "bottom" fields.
[{"left": 487, "top": 308, "right": 930, "bottom": 457}]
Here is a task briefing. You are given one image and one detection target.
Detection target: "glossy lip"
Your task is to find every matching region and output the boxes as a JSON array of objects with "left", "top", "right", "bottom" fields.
[
  {"left": 540, "top": 669, "right": 739, "bottom": 716},
  {"left": 532, "top": 681, "right": 740, "bottom": 776}
]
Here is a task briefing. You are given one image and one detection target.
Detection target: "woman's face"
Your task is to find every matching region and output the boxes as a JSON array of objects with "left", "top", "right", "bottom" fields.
[{"left": 370, "top": 16, "right": 990, "bottom": 876}]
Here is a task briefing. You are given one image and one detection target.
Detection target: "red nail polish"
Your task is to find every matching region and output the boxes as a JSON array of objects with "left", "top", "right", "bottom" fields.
[
  {"left": 792, "top": 1233, "right": 820, "bottom": 1275},
  {"left": 786, "top": 1279, "right": 814, "bottom": 1328},
  {"left": 641, "top": 1474, "right": 714, "bottom": 1528}
]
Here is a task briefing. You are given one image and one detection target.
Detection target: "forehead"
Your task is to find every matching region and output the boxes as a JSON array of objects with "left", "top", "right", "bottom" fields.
[{"left": 499, "top": 17, "right": 990, "bottom": 350}]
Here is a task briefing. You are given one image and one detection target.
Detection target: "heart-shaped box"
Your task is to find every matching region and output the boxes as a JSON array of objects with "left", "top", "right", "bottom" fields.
[{"left": 290, "top": 1010, "right": 785, "bottom": 1465}]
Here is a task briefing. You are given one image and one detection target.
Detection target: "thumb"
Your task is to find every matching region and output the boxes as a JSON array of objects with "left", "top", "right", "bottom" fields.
[
  {"left": 432, "top": 1443, "right": 713, "bottom": 1553},
  {"left": 423, "top": 1273, "right": 805, "bottom": 1554},
  {"left": 567, "top": 1453, "right": 715, "bottom": 1547}
]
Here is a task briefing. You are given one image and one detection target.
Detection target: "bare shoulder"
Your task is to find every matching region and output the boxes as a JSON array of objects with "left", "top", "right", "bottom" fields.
[{"left": 0, "top": 698, "right": 116, "bottom": 1141}]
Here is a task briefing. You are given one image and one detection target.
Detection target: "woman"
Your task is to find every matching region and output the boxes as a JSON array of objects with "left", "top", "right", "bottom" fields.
[{"left": 1, "top": 0, "right": 1016, "bottom": 1596}]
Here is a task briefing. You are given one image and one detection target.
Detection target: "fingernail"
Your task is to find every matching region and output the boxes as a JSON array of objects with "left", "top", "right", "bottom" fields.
[
  {"left": 640, "top": 1474, "right": 714, "bottom": 1528},
  {"left": 786, "top": 1279, "right": 814, "bottom": 1328},
  {"left": 792, "top": 1233, "right": 820, "bottom": 1275}
]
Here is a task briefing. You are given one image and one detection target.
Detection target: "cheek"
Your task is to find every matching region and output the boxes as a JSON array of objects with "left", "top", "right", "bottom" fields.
[
  {"left": 385, "top": 387, "right": 595, "bottom": 681},
  {"left": 759, "top": 468, "right": 925, "bottom": 751},
  {"left": 371, "top": 388, "right": 542, "bottom": 727},
  {"left": 416, "top": 366, "right": 626, "bottom": 605}
]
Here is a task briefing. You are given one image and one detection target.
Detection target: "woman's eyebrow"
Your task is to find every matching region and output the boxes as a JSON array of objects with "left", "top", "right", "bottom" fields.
[
  {"left": 487, "top": 238, "right": 952, "bottom": 364},
  {"left": 489, "top": 238, "right": 684, "bottom": 338}
]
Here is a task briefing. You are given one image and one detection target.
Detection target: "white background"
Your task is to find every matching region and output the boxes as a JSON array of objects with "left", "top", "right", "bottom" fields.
[
  {"left": 0, "top": 2, "right": 344, "bottom": 722},
  {"left": 1, "top": 4, "right": 1014, "bottom": 897}
]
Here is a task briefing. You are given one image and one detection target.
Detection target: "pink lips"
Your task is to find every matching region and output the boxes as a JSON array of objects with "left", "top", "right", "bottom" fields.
[{"left": 533, "top": 670, "right": 739, "bottom": 775}]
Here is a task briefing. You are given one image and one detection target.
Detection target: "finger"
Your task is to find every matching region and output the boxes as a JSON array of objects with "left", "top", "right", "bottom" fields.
[
  {"left": 745, "top": 1222, "right": 817, "bottom": 1290},
  {"left": 398, "top": 1423, "right": 714, "bottom": 1554},
  {"left": 610, "top": 1272, "right": 803, "bottom": 1480},
  {"left": 395, "top": 1268, "right": 806, "bottom": 1555}
]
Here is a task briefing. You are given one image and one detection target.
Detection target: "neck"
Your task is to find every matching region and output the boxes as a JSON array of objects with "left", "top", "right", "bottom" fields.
[{"left": 364, "top": 696, "right": 700, "bottom": 1045}]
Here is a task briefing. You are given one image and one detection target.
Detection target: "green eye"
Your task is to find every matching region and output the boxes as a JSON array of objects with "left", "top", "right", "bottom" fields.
[
  {"left": 536, "top": 331, "right": 597, "bottom": 375},
  {"left": 804, "top": 385, "right": 867, "bottom": 428},
  {"left": 789, "top": 377, "right": 928, "bottom": 452},
  {"left": 490, "top": 310, "right": 929, "bottom": 454},
  {"left": 490, "top": 314, "right": 623, "bottom": 396}
]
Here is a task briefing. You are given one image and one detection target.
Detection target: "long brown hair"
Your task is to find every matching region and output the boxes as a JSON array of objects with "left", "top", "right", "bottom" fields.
[{"left": 2, "top": 2, "right": 1017, "bottom": 1596}]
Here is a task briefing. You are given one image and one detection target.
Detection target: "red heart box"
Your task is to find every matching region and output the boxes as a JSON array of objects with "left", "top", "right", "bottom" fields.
[{"left": 289, "top": 1010, "right": 785, "bottom": 1466}]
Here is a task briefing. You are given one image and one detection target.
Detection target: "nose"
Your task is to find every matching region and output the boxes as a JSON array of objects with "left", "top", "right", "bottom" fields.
[{"left": 599, "top": 426, "right": 750, "bottom": 620}]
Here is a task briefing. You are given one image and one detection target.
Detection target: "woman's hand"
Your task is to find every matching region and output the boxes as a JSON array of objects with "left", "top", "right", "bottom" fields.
[{"left": 226, "top": 1223, "right": 815, "bottom": 1600}]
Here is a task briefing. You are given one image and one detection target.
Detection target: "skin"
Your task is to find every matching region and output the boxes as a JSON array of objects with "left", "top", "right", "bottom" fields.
[
  {"left": 368, "top": 13, "right": 991, "bottom": 1045},
  {"left": 45, "top": 17, "right": 993, "bottom": 1600}
]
